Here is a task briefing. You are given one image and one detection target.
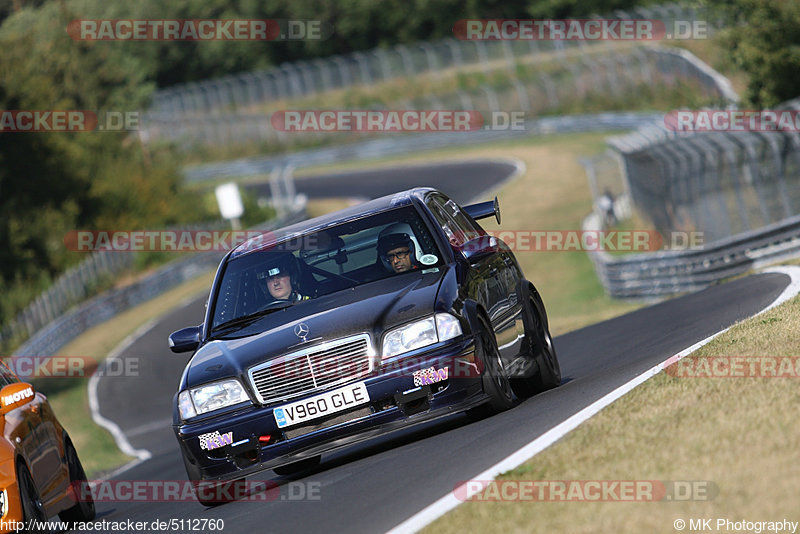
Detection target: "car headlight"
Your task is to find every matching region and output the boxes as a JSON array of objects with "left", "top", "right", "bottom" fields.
[
  {"left": 178, "top": 379, "right": 250, "bottom": 420},
  {"left": 381, "top": 313, "right": 463, "bottom": 359}
]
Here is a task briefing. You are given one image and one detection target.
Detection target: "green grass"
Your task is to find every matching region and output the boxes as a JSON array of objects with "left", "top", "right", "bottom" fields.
[{"left": 426, "top": 290, "right": 800, "bottom": 533}]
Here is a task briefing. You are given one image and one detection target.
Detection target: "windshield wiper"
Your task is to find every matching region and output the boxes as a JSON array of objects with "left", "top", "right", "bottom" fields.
[{"left": 210, "top": 301, "right": 295, "bottom": 335}]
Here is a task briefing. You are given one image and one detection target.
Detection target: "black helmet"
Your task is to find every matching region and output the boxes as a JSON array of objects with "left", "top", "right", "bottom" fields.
[
  {"left": 377, "top": 233, "right": 416, "bottom": 271},
  {"left": 256, "top": 252, "right": 300, "bottom": 294}
]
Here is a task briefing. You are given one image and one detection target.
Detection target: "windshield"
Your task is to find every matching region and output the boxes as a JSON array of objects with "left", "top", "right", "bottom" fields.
[{"left": 210, "top": 206, "right": 444, "bottom": 331}]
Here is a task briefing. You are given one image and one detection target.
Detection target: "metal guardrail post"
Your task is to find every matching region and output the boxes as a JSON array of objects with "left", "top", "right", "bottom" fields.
[
  {"left": 758, "top": 132, "right": 794, "bottom": 219},
  {"left": 351, "top": 52, "right": 372, "bottom": 85}
]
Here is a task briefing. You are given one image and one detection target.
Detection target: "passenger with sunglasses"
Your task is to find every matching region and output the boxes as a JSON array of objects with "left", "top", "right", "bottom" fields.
[{"left": 377, "top": 233, "right": 419, "bottom": 274}]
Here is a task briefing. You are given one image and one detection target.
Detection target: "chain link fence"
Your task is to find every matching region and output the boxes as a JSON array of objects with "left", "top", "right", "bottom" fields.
[
  {"left": 610, "top": 97, "right": 800, "bottom": 243},
  {"left": 5, "top": 3, "right": 736, "bottom": 346},
  {"left": 147, "top": 4, "right": 710, "bottom": 117},
  {"left": 141, "top": 45, "right": 731, "bottom": 149},
  {"left": 137, "top": 2, "right": 729, "bottom": 148},
  {"left": 583, "top": 97, "right": 800, "bottom": 298},
  {"left": 0, "top": 251, "right": 134, "bottom": 353}
]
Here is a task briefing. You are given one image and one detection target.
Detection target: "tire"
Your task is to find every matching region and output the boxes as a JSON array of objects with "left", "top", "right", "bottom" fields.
[
  {"left": 18, "top": 463, "right": 47, "bottom": 534},
  {"left": 194, "top": 478, "right": 247, "bottom": 507},
  {"left": 273, "top": 455, "right": 321, "bottom": 476},
  {"left": 473, "top": 313, "right": 514, "bottom": 412},
  {"left": 512, "top": 294, "right": 561, "bottom": 397},
  {"left": 59, "top": 437, "right": 96, "bottom": 525}
]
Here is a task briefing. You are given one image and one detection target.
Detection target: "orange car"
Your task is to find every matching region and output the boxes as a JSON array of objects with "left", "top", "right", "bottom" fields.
[{"left": 0, "top": 360, "right": 94, "bottom": 532}]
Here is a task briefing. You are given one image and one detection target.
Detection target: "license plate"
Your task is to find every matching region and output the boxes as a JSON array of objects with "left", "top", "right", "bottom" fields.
[{"left": 273, "top": 382, "right": 370, "bottom": 429}]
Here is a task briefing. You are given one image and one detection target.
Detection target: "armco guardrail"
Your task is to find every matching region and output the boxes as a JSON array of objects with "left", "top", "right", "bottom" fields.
[
  {"left": 12, "top": 205, "right": 307, "bottom": 358},
  {"left": 584, "top": 97, "right": 800, "bottom": 298},
  {"left": 2, "top": 167, "right": 300, "bottom": 354},
  {"left": 183, "top": 111, "right": 665, "bottom": 183},
  {"left": 0, "top": 251, "right": 134, "bottom": 351},
  {"left": 584, "top": 211, "right": 800, "bottom": 299}
]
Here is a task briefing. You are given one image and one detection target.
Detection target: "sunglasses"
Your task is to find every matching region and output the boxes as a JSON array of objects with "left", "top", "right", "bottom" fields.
[{"left": 384, "top": 249, "right": 410, "bottom": 261}]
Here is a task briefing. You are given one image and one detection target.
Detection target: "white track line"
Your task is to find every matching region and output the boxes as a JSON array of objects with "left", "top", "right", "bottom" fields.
[
  {"left": 387, "top": 266, "right": 800, "bottom": 533},
  {"left": 88, "top": 319, "right": 158, "bottom": 469}
]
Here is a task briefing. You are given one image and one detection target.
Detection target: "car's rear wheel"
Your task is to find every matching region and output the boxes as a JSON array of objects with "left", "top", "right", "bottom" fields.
[
  {"left": 59, "top": 436, "right": 96, "bottom": 525},
  {"left": 512, "top": 295, "right": 561, "bottom": 397},
  {"left": 18, "top": 462, "right": 47, "bottom": 533},
  {"left": 474, "top": 314, "right": 514, "bottom": 412},
  {"left": 273, "top": 455, "right": 321, "bottom": 476}
]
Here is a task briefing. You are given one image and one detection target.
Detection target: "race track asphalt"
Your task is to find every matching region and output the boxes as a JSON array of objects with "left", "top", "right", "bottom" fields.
[{"left": 92, "top": 161, "right": 790, "bottom": 533}]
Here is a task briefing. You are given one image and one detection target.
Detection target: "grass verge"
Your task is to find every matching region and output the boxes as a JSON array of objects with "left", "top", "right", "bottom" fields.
[{"left": 425, "top": 290, "right": 800, "bottom": 534}]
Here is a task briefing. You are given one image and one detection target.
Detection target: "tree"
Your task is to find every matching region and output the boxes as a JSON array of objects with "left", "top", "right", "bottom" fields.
[{"left": 712, "top": 0, "right": 800, "bottom": 107}]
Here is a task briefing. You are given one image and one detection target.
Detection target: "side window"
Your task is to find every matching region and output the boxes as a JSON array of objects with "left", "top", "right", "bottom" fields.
[
  {"left": 426, "top": 194, "right": 482, "bottom": 247},
  {"left": 427, "top": 199, "right": 458, "bottom": 246},
  {"left": 444, "top": 199, "right": 483, "bottom": 241}
]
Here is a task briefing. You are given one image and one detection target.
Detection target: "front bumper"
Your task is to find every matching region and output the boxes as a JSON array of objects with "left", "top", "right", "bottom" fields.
[{"left": 175, "top": 338, "right": 485, "bottom": 482}]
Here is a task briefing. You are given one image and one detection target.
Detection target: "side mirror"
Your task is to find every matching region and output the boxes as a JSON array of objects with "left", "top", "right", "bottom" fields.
[
  {"left": 461, "top": 235, "right": 500, "bottom": 263},
  {"left": 169, "top": 326, "right": 201, "bottom": 354},
  {"left": 0, "top": 382, "right": 36, "bottom": 415},
  {"left": 463, "top": 196, "right": 501, "bottom": 224}
]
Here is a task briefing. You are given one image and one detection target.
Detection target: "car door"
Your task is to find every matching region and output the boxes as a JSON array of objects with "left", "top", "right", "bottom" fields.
[{"left": 29, "top": 395, "right": 69, "bottom": 501}]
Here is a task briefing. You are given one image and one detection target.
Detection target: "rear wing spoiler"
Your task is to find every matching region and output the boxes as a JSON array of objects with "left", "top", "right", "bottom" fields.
[{"left": 463, "top": 196, "right": 501, "bottom": 224}]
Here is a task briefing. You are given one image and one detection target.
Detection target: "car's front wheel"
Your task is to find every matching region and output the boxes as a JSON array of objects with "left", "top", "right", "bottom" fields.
[
  {"left": 59, "top": 436, "right": 96, "bottom": 525},
  {"left": 512, "top": 294, "right": 561, "bottom": 398},
  {"left": 474, "top": 313, "right": 514, "bottom": 412},
  {"left": 18, "top": 462, "right": 47, "bottom": 533}
]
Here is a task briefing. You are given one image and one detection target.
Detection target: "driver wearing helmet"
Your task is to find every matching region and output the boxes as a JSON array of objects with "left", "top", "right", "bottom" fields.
[
  {"left": 377, "top": 233, "right": 419, "bottom": 274},
  {"left": 256, "top": 253, "right": 309, "bottom": 302}
]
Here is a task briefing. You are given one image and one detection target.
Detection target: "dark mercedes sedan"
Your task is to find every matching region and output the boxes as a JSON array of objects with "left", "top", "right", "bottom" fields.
[{"left": 169, "top": 187, "right": 560, "bottom": 505}]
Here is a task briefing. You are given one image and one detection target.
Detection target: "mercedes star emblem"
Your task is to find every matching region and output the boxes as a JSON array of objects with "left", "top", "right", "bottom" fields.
[{"left": 294, "top": 323, "right": 310, "bottom": 342}]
